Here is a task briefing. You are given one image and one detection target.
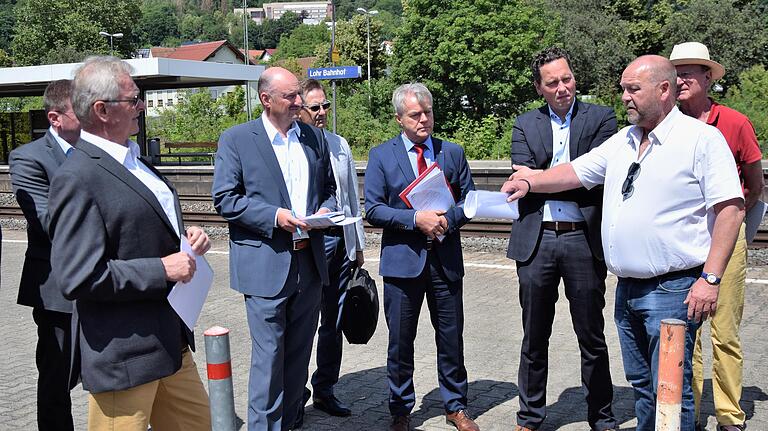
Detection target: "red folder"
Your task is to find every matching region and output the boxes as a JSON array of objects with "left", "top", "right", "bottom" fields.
[{"left": 398, "top": 162, "right": 455, "bottom": 209}]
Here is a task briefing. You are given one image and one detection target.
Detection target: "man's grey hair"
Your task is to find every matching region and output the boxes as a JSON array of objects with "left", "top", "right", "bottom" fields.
[
  {"left": 392, "top": 83, "right": 432, "bottom": 116},
  {"left": 72, "top": 56, "right": 134, "bottom": 127},
  {"left": 43, "top": 80, "right": 73, "bottom": 114}
]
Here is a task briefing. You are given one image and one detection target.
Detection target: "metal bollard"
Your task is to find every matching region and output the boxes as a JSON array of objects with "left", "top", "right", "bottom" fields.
[
  {"left": 204, "top": 326, "right": 236, "bottom": 431},
  {"left": 655, "top": 318, "right": 686, "bottom": 431}
]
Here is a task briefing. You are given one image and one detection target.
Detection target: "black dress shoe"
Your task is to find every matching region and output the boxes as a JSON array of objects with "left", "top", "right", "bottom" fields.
[{"left": 312, "top": 394, "right": 352, "bottom": 417}]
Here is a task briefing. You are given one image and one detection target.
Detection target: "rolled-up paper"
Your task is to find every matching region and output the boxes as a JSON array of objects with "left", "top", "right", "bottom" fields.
[{"left": 462, "top": 190, "right": 519, "bottom": 220}]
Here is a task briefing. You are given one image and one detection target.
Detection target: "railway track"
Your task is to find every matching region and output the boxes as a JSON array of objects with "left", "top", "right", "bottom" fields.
[{"left": 4, "top": 202, "right": 767, "bottom": 248}]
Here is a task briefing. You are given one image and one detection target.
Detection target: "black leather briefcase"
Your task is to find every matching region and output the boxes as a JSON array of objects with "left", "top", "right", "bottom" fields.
[{"left": 340, "top": 266, "right": 379, "bottom": 344}]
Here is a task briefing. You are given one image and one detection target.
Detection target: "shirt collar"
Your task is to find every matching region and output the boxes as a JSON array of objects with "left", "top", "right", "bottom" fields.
[
  {"left": 547, "top": 101, "right": 575, "bottom": 126},
  {"left": 49, "top": 126, "right": 72, "bottom": 155},
  {"left": 80, "top": 130, "right": 139, "bottom": 165},
  {"left": 261, "top": 111, "right": 300, "bottom": 145},
  {"left": 627, "top": 105, "right": 682, "bottom": 148},
  {"left": 706, "top": 98, "right": 721, "bottom": 125},
  {"left": 401, "top": 133, "right": 433, "bottom": 153}
]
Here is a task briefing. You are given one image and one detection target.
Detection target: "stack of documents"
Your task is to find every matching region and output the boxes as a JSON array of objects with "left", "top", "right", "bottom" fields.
[
  {"left": 398, "top": 163, "right": 455, "bottom": 212},
  {"left": 302, "top": 211, "right": 361, "bottom": 228}
]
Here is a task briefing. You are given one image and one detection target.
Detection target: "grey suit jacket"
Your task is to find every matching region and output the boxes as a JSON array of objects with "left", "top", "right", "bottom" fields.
[
  {"left": 212, "top": 118, "right": 337, "bottom": 298},
  {"left": 507, "top": 101, "right": 617, "bottom": 262},
  {"left": 9, "top": 131, "right": 72, "bottom": 312},
  {"left": 325, "top": 130, "right": 364, "bottom": 261},
  {"left": 48, "top": 139, "right": 191, "bottom": 393}
]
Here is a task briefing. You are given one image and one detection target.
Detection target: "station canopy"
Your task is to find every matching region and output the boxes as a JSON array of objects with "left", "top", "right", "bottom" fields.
[{"left": 0, "top": 57, "right": 264, "bottom": 97}]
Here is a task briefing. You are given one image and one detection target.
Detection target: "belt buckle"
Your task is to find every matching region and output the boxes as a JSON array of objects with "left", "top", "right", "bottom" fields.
[{"left": 293, "top": 239, "right": 306, "bottom": 251}]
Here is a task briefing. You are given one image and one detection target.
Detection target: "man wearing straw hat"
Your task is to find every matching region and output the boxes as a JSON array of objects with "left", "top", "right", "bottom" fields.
[{"left": 670, "top": 41, "right": 762, "bottom": 431}]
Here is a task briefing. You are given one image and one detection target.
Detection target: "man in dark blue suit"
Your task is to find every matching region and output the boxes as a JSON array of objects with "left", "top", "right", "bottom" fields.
[
  {"left": 9, "top": 79, "right": 81, "bottom": 431},
  {"left": 505, "top": 47, "right": 618, "bottom": 431},
  {"left": 212, "top": 66, "right": 337, "bottom": 431},
  {"left": 365, "top": 83, "right": 477, "bottom": 431}
]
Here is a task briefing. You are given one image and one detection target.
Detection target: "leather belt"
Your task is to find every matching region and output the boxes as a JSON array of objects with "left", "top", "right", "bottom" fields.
[
  {"left": 541, "top": 221, "right": 586, "bottom": 232},
  {"left": 293, "top": 238, "right": 310, "bottom": 251}
]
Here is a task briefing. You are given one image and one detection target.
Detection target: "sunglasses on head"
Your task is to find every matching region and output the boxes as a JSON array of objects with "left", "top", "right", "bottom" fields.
[
  {"left": 303, "top": 101, "right": 331, "bottom": 112},
  {"left": 621, "top": 162, "right": 641, "bottom": 200}
]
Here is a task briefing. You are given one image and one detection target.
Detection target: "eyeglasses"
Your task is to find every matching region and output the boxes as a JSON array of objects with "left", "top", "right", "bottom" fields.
[
  {"left": 621, "top": 162, "right": 641, "bottom": 200},
  {"left": 303, "top": 101, "right": 331, "bottom": 112},
  {"left": 100, "top": 95, "right": 142, "bottom": 108}
]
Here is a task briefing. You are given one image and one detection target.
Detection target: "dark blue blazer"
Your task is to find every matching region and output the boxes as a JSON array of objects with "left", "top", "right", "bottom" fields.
[
  {"left": 212, "top": 118, "right": 337, "bottom": 297},
  {"left": 9, "top": 131, "right": 72, "bottom": 313},
  {"left": 364, "top": 135, "right": 474, "bottom": 282},
  {"left": 507, "top": 100, "right": 617, "bottom": 262}
]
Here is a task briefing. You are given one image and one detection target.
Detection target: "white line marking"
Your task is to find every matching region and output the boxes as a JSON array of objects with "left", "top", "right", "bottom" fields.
[{"left": 2, "top": 240, "right": 27, "bottom": 244}]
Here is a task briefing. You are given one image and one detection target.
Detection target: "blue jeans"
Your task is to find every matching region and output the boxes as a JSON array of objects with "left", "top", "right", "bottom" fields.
[{"left": 614, "top": 267, "right": 702, "bottom": 431}]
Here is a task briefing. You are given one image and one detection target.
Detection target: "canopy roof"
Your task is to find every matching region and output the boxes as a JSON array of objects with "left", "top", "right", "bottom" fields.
[{"left": 0, "top": 57, "right": 264, "bottom": 97}]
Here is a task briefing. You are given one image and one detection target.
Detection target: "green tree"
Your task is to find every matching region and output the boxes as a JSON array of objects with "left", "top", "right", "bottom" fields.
[
  {"left": 661, "top": 0, "right": 768, "bottom": 91},
  {"left": 0, "top": 47, "right": 12, "bottom": 66},
  {"left": 390, "top": 0, "right": 558, "bottom": 132},
  {"left": 11, "top": 0, "right": 140, "bottom": 65},
  {"left": 0, "top": 0, "right": 15, "bottom": 51},
  {"left": 721, "top": 65, "right": 768, "bottom": 154},
  {"left": 137, "top": 1, "right": 180, "bottom": 47},
  {"left": 274, "top": 23, "right": 329, "bottom": 59},
  {"left": 249, "top": 11, "right": 301, "bottom": 49}
]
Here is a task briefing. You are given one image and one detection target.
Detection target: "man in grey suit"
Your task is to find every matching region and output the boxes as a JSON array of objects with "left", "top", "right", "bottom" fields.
[
  {"left": 9, "top": 79, "right": 81, "bottom": 431},
  {"left": 505, "top": 47, "right": 618, "bottom": 431},
  {"left": 212, "top": 67, "right": 337, "bottom": 430},
  {"left": 48, "top": 56, "right": 212, "bottom": 431},
  {"left": 298, "top": 79, "right": 365, "bottom": 417}
]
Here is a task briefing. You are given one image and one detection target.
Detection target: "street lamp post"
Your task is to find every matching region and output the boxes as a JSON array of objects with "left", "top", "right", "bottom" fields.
[
  {"left": 99, "top": 31, "right": 124, "bottom": 56},
  {"left": 356, "top": 7, "right": 378, "bottom": 94}
]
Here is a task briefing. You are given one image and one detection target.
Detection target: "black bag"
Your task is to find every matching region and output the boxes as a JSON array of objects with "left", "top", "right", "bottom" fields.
[{"left": 340, "top": 266, "right": 379, "bottom": 344}]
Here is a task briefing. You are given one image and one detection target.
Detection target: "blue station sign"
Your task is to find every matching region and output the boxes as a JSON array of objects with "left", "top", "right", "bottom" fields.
[{"left": 307, "top": 66, "right": 361, "bottom": 80}]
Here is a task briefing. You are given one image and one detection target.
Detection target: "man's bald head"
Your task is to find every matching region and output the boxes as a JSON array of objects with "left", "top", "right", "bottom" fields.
[
  {"left": 258, "top": 67, "right": 299, "bottom": 96},
  {"left": 257, "top": 67, "right": 302, "bottom": 132},
  {"left": 627, "top": 55, "right": 678, "bottom": 99},
  {"left": 621, "top": 55, "right": 678, "bottom": 130}
]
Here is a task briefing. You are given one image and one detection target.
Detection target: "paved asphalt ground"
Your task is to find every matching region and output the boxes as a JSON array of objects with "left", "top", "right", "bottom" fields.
[{"left": 1, "top": 228, "right": 766, "bottom": 430}]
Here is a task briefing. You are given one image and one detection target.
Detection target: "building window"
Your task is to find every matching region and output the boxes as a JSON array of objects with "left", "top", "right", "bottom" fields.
[
  {"left": 147, "top": 99, "right": 154, "bottom": 108},
  {"left": 158, "top": 99, "right": 164, "bottom": 107},
  {"left": 167, "top": 99, "right": 174, "bottom": 107}
]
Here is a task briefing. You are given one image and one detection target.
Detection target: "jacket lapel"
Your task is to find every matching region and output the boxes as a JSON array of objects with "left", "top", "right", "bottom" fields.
[
  {"left": 78, "top": 140, "right": 179, "bottom": 237},
  {"left": 433, "top": 137, "right": 445, "bottom": 171},
  {"left": 251, "top": 118, "right": 292, "bottom": 209},
  {"left": 569, "top": 101, "right": 587, "bottom": 158},
  {"left": 535, "top": 107, "right": 554, "bottom": 164},
  {"left": 45, "top": 132, "right": 67, "bottom": 166},
  {"left": 392, "top": 136, "right": 416, "bottom": 184}
]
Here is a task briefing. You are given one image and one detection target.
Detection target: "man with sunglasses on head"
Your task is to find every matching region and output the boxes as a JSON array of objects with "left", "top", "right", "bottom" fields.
[
  {"left": 502, "top": 55, "right": 744, "bottom": 431},
  {"left": 671, "top": 41, "right": 762, "bottom": 431},
  {"left": 504, "top": 47, "right": 618, "bottom": 431},
  {"left": 48, "top": 56, "right": 213, "bottom": 431},
  {"left": 9, "top": 79, "right": 81, "bottom": 431},
  {"left": 297, "top": 79, "right": 365, "bottom": 418}
]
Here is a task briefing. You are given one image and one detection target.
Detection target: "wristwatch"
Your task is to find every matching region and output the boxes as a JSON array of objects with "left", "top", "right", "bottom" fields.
[{"left": 700, "top": 272, "right": 722, "bottom": 285}]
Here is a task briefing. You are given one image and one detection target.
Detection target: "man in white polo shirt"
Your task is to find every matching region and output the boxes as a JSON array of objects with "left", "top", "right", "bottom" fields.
[{"left": 501, "top": 55, "right": 744, "bottom": 431}]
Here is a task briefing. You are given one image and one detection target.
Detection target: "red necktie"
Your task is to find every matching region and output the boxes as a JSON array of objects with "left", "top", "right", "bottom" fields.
[{"left": 413, "top": 143, "right": 427, "bottom": 175}]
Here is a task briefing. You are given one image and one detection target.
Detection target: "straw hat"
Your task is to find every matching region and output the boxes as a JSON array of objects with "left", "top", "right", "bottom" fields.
[{"left": 669, "top": 42, "right": 725, "bottom": 81}]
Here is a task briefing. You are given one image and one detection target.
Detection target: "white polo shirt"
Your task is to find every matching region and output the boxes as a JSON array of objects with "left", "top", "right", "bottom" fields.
[{"left": 571, "top": 107, "right": 743, "bottom": 278}]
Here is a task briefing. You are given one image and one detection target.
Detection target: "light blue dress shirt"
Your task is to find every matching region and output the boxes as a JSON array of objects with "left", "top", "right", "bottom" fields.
[{"left": 543, "top": 104, "right": 584, "bottom": 222}]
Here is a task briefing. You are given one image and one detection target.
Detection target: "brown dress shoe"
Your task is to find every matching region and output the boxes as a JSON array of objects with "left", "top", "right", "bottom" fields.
[
  {"left": 446, "top": 410, "right": 480, "bottom": 431},
  {"left": 390, "top": 415, "right": 410, "bottom": 431}
]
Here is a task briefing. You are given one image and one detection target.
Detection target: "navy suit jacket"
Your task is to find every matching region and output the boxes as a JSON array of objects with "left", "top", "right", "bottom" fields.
[
  {"left": 506, "top": 100, "right": 617, "bottom": 262},
  {"left": 9, "top": 131, "right": 72, "bottom": 313},
  {"left": 364, "top": 135, "right": 474, "bottom": 282},
  {"left": 48, "top": 139, "right": 192, "bottom": 393},
  {"left": 212, "top": 118, "right": 337, "bottom": 298}
]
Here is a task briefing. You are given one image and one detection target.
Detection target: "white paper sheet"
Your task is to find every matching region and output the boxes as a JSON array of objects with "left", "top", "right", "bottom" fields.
[
  {"left": 745, "top": 200, "right": 767, "bottom": 244},
  {"left": 462, "top": 190, "right": 519, "bottom": 220},
  {"left": 302, "top": 211, "right": 362, "bottom": 228},
  {"left": 168, "top": 237, "right": 214, "bottom": 331}
]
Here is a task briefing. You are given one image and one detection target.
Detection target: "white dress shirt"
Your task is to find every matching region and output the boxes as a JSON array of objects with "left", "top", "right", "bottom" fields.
[
  {"left": 402, "top": 134, "right": 434, "bottom": 176},
  {"left": 543, "top": 104, "right": 584, "bottom": 222},
  {"left": 571, "top": 107, "right": 743, "bottom": 278},
  {"left": 80, "top": 130, "right": 181, "bottom": 238},
  {"left": 50, "top": 126, "right": 73, "bottom": 156},
  {"left": 325, "top": 130, "right": 365, "bottom": 261},
  {"left": 261, "top": 112, "right": 310, "bottom": 239}
]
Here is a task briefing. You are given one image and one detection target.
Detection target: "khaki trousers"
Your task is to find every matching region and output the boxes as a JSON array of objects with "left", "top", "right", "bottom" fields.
[
  {"left": 88, "top": 349, "right": 211, "bottom": 431},
  {"left": 693, "top": 223, "right": 746, "bottom": 425}
]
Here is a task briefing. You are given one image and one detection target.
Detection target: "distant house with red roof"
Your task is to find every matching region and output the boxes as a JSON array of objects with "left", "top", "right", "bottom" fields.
[{"left": 143, "top": 40, "right": 257, "bottom": 116}]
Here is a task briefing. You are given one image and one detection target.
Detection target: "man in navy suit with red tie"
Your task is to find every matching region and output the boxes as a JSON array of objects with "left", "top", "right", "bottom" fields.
[{"left": 364, "top": 83, "right": 477, "bottom": 431}]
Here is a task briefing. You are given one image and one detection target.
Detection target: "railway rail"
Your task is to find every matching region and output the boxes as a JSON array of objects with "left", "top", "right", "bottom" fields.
[{"left": 4, "top": 199, "right": 766, "bottom": 248}]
